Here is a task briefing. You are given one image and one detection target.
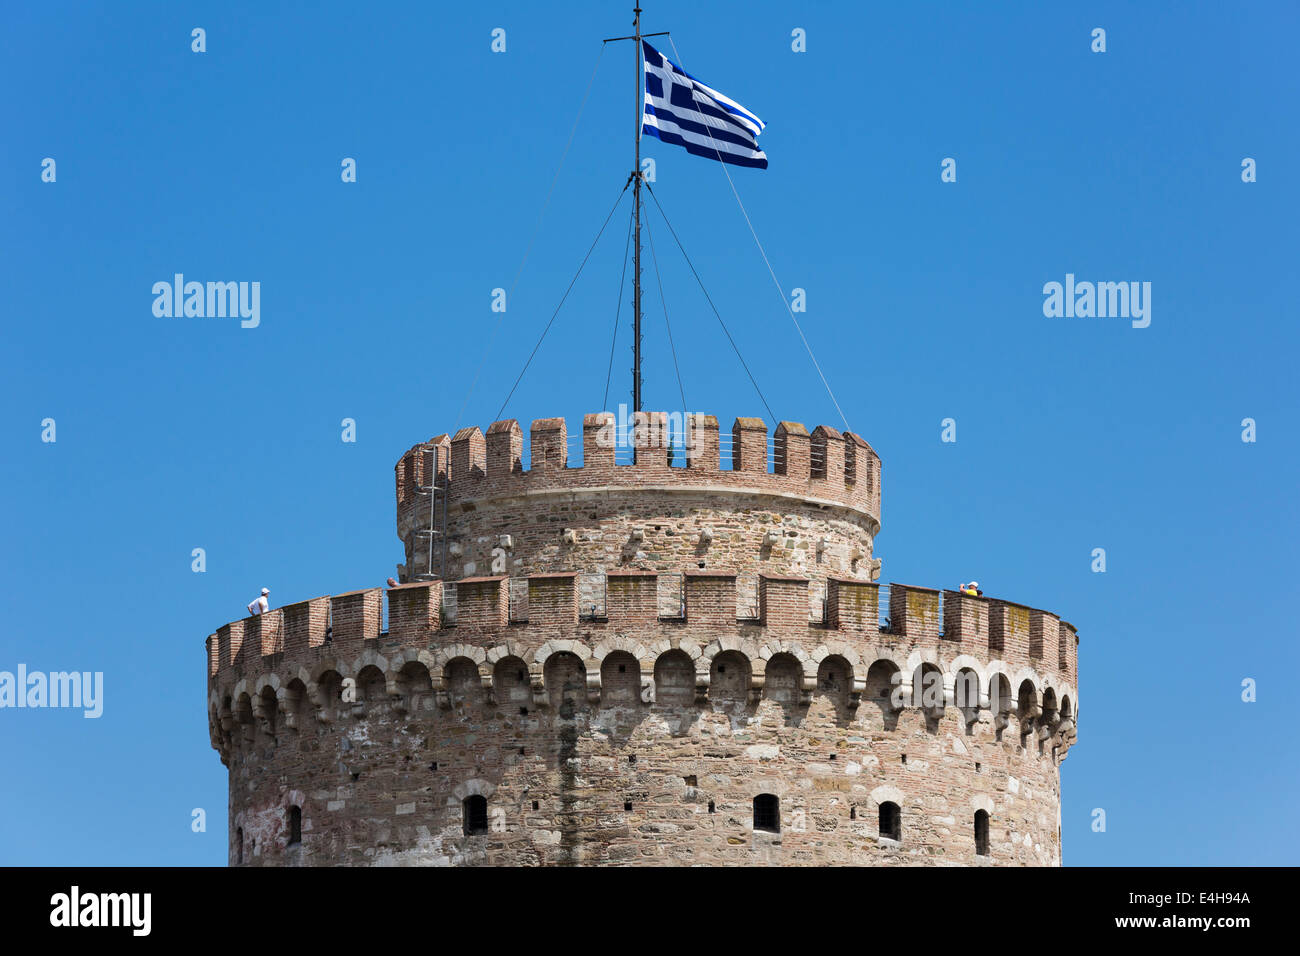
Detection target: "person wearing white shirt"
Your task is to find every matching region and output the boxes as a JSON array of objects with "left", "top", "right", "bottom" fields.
[{"left": 247, "top": 587, "right": 270, "bottom": 616}]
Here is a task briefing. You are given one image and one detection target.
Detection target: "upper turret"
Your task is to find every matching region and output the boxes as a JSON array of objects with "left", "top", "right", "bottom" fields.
[{"left": 394, "top": 411, "right": 882, "bottom": 584}]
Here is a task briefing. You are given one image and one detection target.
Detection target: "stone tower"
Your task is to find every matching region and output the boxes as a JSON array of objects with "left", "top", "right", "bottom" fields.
[{"left": 206, "top": 410, "right": 1079, "bottom": 865}]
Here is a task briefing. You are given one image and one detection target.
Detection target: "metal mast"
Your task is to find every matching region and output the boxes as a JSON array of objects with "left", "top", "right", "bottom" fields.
[
  {"left": 632, "top": 5, "right": 643, "bottom": 414},
  {"left": 605, "top": 7, "right": 667, "bottom": 414}
]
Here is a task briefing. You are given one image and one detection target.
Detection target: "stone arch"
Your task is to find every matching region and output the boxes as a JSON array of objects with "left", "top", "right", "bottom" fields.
[
  {"left": 811, "top": 640, "right": 863, "bottom": 673},
  {"left": 233, "top": 692, "right": 255, "bottom": 747},
  {"left": 1016, "top": 677, "right": 1041, "bottom": 746},
  {"left": 863, "top": 658, "right": 902, "bottom": 729},
  {"left": 947, "top": 654, "right": 985, "bottom": 695},
  {"left": 653, "top": 649, "right": 695, "bottom": 708},
  {"left": 1038, "top": 685, "right": 1061, "bottom": 753},
  {"left": 532, "top": 639, "right": 591, "bottom": 670},
  {"left": 988, "top": 671, "right": 1013, "bottom": 716},
  {"left": 814, "top": 654, "right": 853, "bottom": 709},
  {"left": 589, "top": 635, "right": 648, "bottom": 666},
  {"left": 430, "top": 644, "right": 487, "bottom": 684},
  {"left": 902, "top": 647, "right": 942, "bottom": 674},
  {"left": 281, "top": 677, "right": 309, "bottom": 730},
  {"left": 909, "top": 661, "right": 946, "bottom": 734},
  {"left": 953, "top": 665, "right": 982, "bottom": 728},
  {"left": 757, "top": 638, "right": 812, "bottom": 668},
  {"left": 763, "top": 652, "right": 803, "bottom": 706},
  {"left": 356, "top": 664, "right": 387, "bottom": 704},
  {"left": 485, "top": 640, "right": 531, "bottom": 666},
  {"left": 1041, "top": 686, "right": 1059, "bottom": 718},
  {"left": 312, "top": 669, "right": 344, "bottom": 723},
  {"left": 217, "top": 692, "right": 234, "bottom": 747},
  {"left": 912, "top": 662, "right": 945, "bottom": 711},
  {"left": 600, "top": 650, "right": 641, "bottom": 707},
  {"left": 252, "top": 673, "right": 282, "bottom": 699},
  {"left": 451, "top": 779, "right": 498, "bottom": 801},
  {"left": 349, "top": 649, "right": 390, "bottom": 683},
  {"left": 444, "top": 656, "right": 483, "bottom": 707},
  {"left": 864, "top": 658, "right": 900, "bottom": 703},
  {"left": 646, "top": 636, "right": 704, "bottom": 663},
  {"left": 307, "top": 658, "right": 347, "bottom": 686},
  {"left": 700, "top": 635, "right": 760, "bottom": 666},
  {"left": 1016, "top": 678, "right": 1040, "bottom": 719},
  {"left": 492, "top": 655, "right": 532, "bottom": 711},
  {"left": 709, "top": 650, "right": 751, "bottom": 711},
  {"left": 395, "top": 660, "right": 434, "bottom": 715},
  {"left": 1009, "top": 665, "right": 1041, "bottom": 699},
  {"left": 256, "top": 684, "right": 279, "bottom": 742},
  {"left": 544, "top": 650, "right": 587, "bottom": 712}
]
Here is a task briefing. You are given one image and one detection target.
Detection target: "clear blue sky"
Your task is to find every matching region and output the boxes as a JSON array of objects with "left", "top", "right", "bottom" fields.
[{"left": 2, "top": 0, "right": 1296, "bottom": 866}]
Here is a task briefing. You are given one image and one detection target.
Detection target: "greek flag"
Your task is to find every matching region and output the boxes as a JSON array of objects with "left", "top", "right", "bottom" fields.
[{"left": 642, "top": 41, "right": 767, "bottom": 169}]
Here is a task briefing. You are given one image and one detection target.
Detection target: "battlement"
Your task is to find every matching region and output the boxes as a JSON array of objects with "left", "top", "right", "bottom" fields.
[
  {"left": 207, "top": 577, "right": 1078, "bottom": 723},
  {"left": 395, "top": 412, "right": 881, "bottom": 522}
]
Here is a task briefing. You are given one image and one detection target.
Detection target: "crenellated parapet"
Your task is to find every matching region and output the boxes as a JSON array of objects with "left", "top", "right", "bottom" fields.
[
  {"left": 393, "top": 412, "right": 883, "bottom": 585},
  {"left": 396, "top": 413, "right": 879, "bottom": 516},
  {"left": 206, "top": 575, "right": 1079, "bottom": 768}
]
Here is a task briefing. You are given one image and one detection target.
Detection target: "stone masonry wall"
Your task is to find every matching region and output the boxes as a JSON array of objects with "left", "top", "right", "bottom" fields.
[
  {"left": 394, "top": 413, "right": 882, "bottom": 589},
  {"left": 208, "top": 577, "right": 1079, "bottom": 867}
]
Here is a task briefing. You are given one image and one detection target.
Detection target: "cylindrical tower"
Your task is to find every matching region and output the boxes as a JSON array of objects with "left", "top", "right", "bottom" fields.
[{"left": 206, "top": 411, "right": 1079, "bottom": 866}]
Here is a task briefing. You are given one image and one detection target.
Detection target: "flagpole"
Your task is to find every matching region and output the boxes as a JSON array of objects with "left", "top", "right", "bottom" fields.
[
  {"left": 604, "top": 11, "right": 668, "bottom": 415},
  {"left": 632, "top": 5, "right": 643, "bottom": 415}
]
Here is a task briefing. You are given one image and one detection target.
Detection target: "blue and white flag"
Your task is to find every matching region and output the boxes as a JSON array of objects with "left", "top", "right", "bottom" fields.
[{"left": 642, "top": 41, "right": 767, "bottom": 169}]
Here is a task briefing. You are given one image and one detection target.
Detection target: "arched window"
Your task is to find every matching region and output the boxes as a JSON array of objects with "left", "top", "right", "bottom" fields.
[
  {"left": 879, "top": 801, "right": 901, "bottom": 842},
  {"left": 974, "top": 809, "right": 989, "bottom": 856},
  {"left": 463, "top": 795, "right": 488, "bottom": 835},
  {"left": 753, "top": 794, "right": 780, "bottom": 833},
  {"left": 288, "top": 806, "right": 302, "bottom": 846},
  {"left": 235, "top": 827, "right": 244, "bottom": 864}
]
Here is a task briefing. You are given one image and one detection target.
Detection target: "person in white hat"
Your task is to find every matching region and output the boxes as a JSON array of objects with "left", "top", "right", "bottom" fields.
[
  {"left": 960, "top": 581, "right": 983, "bottom": 597},
  {"left": 247, "top": 587, "right": 270, "bottom": 616}
]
